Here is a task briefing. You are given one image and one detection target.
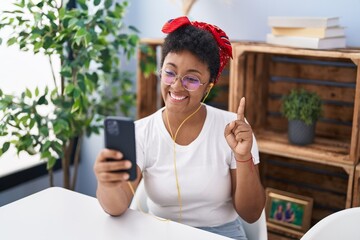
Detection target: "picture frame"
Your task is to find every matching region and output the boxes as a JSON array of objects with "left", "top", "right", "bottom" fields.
[{"left": 265, "top": 188, "right": 313, "bottom": 234}]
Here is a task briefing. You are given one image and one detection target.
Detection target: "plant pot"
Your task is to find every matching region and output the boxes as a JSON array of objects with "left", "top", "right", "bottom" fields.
[{"left": 288, "top": 120, "right": 316, "bottom": 146}]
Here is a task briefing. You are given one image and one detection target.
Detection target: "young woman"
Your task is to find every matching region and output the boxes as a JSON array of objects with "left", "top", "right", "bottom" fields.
[{"left": 94, "top": 16, "right": 265, "bottom": 240}]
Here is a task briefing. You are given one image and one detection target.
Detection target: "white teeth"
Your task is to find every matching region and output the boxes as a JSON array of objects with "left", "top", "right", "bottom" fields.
[{"left": 170, "top": 92, "right": 186, "bottom": 100}]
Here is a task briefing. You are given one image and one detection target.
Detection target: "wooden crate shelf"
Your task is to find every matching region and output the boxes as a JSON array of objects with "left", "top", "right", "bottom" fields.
[
  {"left": 229, "top": 42, "right": 360, "bottom": 166},
  {"left": 256, "top": 130, "right": 351, "bottom": 168},
  {"left": 229, "top": 42, "right": 360, "bottom": 239}
]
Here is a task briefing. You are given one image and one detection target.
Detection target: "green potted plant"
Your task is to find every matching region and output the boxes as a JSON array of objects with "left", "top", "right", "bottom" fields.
[
  {"left": 281, "top": 89, "right": 322, "bottom": 145},
  {"left": 0, "top": 0, "right": 139, "bottom": 189}
]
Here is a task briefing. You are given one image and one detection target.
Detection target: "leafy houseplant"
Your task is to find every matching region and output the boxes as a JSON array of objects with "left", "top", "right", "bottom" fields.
[
  {"left": 281, "top": 89, "right": 322, "bottom": 145},
  {"left": 0, "top": 0, "right": 139, "bottom": 189}
]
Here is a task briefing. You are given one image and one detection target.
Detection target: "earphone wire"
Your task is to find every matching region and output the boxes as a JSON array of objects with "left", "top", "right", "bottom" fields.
[{"left": 165, "top": 85, "right": 213, "bottom": 223}]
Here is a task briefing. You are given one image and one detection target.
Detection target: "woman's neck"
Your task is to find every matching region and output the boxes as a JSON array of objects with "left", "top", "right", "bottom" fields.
[{"left": 163, "top": 104, "right": 206, "bottom": 144}]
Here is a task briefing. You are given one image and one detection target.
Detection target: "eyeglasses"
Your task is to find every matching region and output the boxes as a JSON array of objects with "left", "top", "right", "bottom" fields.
[{"left": 159, "top": 69, "right": 206, "bottom": 91}]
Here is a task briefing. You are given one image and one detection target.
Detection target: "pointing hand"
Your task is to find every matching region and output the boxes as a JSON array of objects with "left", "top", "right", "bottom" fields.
[{"left": 224, "top": 97, "right": 253, "bottom": 160}]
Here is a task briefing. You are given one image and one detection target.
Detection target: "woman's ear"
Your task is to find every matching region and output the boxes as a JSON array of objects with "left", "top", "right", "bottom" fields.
[
  {"left": 202, "top": 82, "right": 214, "bottom": 102},
  {"left": 208, "top": 82, "right": 214, "bottom": 91}
]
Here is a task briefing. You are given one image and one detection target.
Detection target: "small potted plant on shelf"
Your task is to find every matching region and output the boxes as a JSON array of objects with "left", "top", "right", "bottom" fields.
[{"left": 281, "top": 89, "right": 322, "bottom": 145}]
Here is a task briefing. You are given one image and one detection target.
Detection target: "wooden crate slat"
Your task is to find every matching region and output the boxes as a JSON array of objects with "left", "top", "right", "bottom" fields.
[
  {"left": 350, "top": 59, "right": 360, "bottom": 164},
  {"left": 266, "top": 117, "right": 353, "bottom": 139},
  {"left": 136, "top": 42, "right": 159, "bottom": 119},
  {"left": 353, "top": 164, "right": 360, "bottom": 207},
  {"left": 269, "top": 58, "right": 357, "bottom": 83},
  {"left": 268, "top": 81, "right": 356, "bottom": 103},
  {"left": 256, "top": 130, "right": 351, "bottom": 166}
]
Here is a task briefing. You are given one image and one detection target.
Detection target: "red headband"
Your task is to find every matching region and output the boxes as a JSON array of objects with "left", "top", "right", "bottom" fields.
[{"left": 162, "top": 16, "right": 232, "bottom": 84}]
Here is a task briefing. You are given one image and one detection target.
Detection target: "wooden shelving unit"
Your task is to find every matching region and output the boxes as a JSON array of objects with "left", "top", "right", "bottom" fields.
[{"left": 229, "top": 42, "right": 360, "bottom": 239}]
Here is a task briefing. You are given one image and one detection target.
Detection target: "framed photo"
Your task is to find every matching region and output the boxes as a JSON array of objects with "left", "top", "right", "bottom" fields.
[{"left": 265, "top": 188, "right": 313, "bottom": 234}]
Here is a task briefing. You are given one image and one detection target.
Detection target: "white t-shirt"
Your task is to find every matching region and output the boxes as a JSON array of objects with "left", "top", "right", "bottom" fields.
[{"left": 135, "top": 104, "right": 260, "bottom": 227}]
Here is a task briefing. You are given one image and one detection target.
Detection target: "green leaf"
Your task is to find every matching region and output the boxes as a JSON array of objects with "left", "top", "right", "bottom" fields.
[
  {"left": 77, "top": 0, "right": 88, "bottom": 10},
  {"left": 41, "top": 150, "right": 51, "bottom": 159},
  {"left": 105, "top": 0, "right": 113, "bottom": 8},
  {"left": 52, "top": 141, "right": 63, "bottom": 154},
  {"left": 33, "top": 41, "right": 42, "bottom": 53},
  {"left": 78, "top": 79, "right": 86, "bottom": 93},
  {"left": 37, "top": 95, "right": 47, "bottom": 105},
  {"left": 34, "top": 12, "right": 42, "bottom": 23},
  {"left": 58, "top": 7, "right": 65, "bottom": 19},
  {"left": 40, "top": 126, "right": 49, "bottom": 137},
  {"left": 60, "top": 69, "right": 72, "bottom": 78},
  {"left": 65, "top": 84, "right": 75, "bottom": 95},
  {"left": 19, "top": 115, "right": 29, "bottom": 125},
  {"left": 94, "top": 0, "right": 101, "bottom": 6},
  {"left": 68, "top": 18, "right": 78, "bottom": 28},
  {"left": 47, "top": 156, "right": 57, "bottom": 170},
  {"left": 75, "top": 28, "right": 87, "bottom": 38},
  {"left": 128, "top": 25, "right": 140, "bottom": 33},
  {"left": 71, "top": 98, "right": 81, "bottom": 113},
  {"left": 46, "top": 11, "right": 56, "bottom": 21},
  {"left": 29, "top": 119, "right": 36, "bottom": 129},
  {"left": 128, "top": 34, "right": 139, "bottom": 46},
  {"left": 7, "top": 37, "right": 17, "bottom": 46},
  {"left": 73, "top": 88, "right": 81, "bottom": 98},
  {"left": 43, "top": 36, "right": 53, "bottom": 49},
  {"left": 35, "top": 87, "right": 39, "bottom": 97},
  {"left": 2, "top": 142, "right": 10, "bottom": 154},
  {"left": 36, "top": 1, "right": 44, "bottom": 8},
  {"left": 25, "top": 88, "right": 32, "bottom": 98}
]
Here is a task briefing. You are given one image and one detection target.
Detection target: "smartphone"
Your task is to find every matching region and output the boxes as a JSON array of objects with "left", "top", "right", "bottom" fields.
[{"left": 104, "top": 116, "right": 137, "bottom": 181}]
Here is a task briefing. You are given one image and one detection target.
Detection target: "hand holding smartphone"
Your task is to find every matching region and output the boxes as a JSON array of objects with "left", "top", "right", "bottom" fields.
[{"left": 104, "top": 116, "right": 137, "bottom": 181}]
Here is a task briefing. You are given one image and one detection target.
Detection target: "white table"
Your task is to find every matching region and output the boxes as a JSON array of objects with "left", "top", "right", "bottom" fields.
[{"left": 0, "top": 187, "right": 231, "bottom": 240}]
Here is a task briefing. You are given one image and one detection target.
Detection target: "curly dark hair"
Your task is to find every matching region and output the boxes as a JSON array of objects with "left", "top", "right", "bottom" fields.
[{"left": 161, "top": 25, "right": 220, "bottom": 83}]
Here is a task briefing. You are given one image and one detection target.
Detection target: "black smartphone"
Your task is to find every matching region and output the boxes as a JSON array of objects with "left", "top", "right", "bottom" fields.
[{"left": 104, "top": 116, "right": 137, "bottom": 181}]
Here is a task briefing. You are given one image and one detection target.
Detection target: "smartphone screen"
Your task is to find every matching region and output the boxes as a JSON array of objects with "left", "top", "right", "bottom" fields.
[{"left": 104, "top": 116, "right": 137, "bottom": 181}]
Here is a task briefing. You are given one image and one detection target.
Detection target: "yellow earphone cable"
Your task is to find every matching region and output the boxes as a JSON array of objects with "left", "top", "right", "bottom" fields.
[{"left": 165, "top": 84, "right": 213, "bottom": 222}]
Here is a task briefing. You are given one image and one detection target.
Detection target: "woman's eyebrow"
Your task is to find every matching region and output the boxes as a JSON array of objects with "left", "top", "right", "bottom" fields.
[{"left": 164, "top": 63, "right": 203, "bottom": 75}]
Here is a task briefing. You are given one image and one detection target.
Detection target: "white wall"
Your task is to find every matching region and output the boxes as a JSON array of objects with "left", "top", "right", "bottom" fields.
[{"left": 125, "top": 0, "right": 360, "bottom": 46}]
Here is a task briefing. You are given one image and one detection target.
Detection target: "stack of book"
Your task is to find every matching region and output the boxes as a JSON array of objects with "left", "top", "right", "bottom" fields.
[{"left": 266, "top": 16, "right": 346, "bottom": 49}]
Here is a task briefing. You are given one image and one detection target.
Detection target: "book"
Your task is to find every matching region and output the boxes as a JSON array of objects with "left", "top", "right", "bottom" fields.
[
  {"left": 268, "top": 16, "right": 340, "bottom": 28},
  {"left": 266, "top": 34, "right": 346, "bottom": 49},
  {"left": 271, "top": 27, "right": 345, "bottom": 38}
]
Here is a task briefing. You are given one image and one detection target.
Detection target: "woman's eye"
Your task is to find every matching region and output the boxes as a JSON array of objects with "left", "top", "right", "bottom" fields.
[
  {"left": 184, "top": 76, "right": 199, "bottom": 83},
  {"left": 164, "top": 70, "right": 176, "bottom": 77}
]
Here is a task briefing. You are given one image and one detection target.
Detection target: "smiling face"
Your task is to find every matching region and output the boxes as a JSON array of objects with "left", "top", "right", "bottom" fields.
[{"left": 161, "top": 50, "right": 211, "bottom": 116}]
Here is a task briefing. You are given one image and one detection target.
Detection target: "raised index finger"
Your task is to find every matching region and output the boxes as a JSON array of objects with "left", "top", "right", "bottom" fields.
[{"left": 237, "top": 97, "right": 245, "bottom": 121}]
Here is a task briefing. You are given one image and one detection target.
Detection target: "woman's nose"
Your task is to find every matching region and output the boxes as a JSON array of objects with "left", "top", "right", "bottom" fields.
[{"left": 172, "top": 76, "right": 185, "bottom": 90}]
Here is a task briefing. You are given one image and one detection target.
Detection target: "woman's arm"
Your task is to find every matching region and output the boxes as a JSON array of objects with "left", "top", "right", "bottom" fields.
[
  {"left": 225, "top": 97, "right": 266, "bottom": 223},
  {"left": 230, "top": 164, "right": 265, "bottom": 223},
  {"left": 94, "top": 149, "right": 142, "bottom": 216}
]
